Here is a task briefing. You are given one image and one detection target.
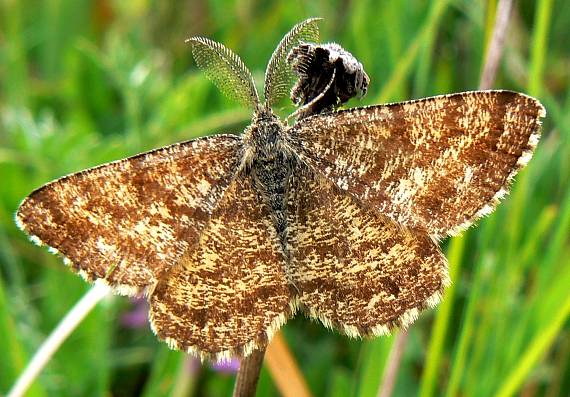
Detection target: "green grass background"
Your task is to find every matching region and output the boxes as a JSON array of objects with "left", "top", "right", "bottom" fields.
[{"left": 1, "top": 0, "right": 569, "bottom": 396}]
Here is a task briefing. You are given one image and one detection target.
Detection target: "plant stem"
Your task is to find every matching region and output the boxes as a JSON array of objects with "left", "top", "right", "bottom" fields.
[
  {"left": 233, "top": 346, "right": 267, "bottom": 397},
  {"left": 479, "top": 0, "right": 514, "bottom": 89},
  {"left": 265, "top": 331, "right": 312, "bottom": 397},
  {"left": 377, "top": 330, "right": 409, "bottom": 397},
  {"left": 7, "top": 283, "right": 110, "bottom": 397}
]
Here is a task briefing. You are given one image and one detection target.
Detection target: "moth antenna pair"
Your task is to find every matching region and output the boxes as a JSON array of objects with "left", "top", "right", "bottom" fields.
[{"left": 186, "top": 18, "right": 321, "bottom": 112}]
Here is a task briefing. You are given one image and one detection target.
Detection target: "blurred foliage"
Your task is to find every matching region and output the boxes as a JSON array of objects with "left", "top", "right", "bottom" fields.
[{"left": 1, "top": 0, "right": 569, "bottom": 396}]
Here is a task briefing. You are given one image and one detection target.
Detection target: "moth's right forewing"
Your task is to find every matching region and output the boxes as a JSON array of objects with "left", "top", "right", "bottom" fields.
[
  {"left": 16, "top": 135, "right": 243, "bottom": 295},
  {"left": 286, "top": 91, "right": 545, "bottom": 237}
]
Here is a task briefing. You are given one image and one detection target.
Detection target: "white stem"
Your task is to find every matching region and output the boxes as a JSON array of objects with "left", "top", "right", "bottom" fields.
[
  {"left": 8, "top": 283, "right": 111, "bottom": 397},
  {"left": 287, "top": 67, "right": 337, "bottom": 123},
  {"left": 479, "top": 0, "right": 514, "bottom": 90}
]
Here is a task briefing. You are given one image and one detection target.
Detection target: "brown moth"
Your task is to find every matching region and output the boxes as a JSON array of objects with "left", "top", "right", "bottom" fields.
[{"left": 16, "top": 18, "right": 545, "bottom": 361}]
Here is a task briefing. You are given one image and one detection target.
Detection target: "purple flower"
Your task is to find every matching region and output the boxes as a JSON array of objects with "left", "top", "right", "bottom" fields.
[
  {"left": 211, "top": 357, "right": 240, "bottom": 374},
  {"left": 120, "top": 297, "right": 149, "bottom": 329}
]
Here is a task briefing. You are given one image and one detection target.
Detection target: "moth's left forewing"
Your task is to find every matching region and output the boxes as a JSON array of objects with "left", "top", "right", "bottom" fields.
[
  {"left": 286, "top": 91, "right": 545, "bottom": 238},
  {"left": 16, "top": 135, "right": 242, "bottom": 295}
]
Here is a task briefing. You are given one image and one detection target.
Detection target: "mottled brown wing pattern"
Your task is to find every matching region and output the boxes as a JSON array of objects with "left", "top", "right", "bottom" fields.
[
  {"left": 149, "top": 171, "right": 293, "bottom": 361},
  {"left": 287, "top": 91, "right": 545, "bottom": 237},
  {"left": 16, "top": 135, "right": 242, "bottom": 295},
  {"left": 287, "top": 164, "right": 449, "bottom": 337}
]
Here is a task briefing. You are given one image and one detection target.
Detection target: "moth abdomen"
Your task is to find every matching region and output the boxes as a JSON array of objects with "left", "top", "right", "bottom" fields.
[{"left": 251, "top": 151, "right": 294, "bottom": 255}]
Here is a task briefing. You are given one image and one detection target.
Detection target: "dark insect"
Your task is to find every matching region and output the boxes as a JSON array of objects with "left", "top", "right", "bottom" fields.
[
  {"left": 16, "top": 18, "right": 545, "bottom": 361},
  {"left": 288, "top": 41, "right": 369, "bottom": 119}
]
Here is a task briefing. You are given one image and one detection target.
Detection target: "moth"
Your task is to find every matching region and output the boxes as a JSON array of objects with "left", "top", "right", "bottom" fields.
[{"left": 16, "top": 18, "right": 545, "bottom": 361}]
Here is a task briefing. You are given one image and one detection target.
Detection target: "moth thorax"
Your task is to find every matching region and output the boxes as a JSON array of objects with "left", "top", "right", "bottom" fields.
[{"left": 246, "top": 111, "right": 286, "bottom": 160}]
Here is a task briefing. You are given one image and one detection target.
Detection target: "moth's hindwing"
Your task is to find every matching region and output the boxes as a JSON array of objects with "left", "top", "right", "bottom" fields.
[
  {"left": 149, "top": 171, "right": 294, "bottom": 361},
  {"left": 287, "top": 90, "right": 545, "bottom": 237},
  {"left": 287, "top": 165, "right": 449, "bottom": 336}
]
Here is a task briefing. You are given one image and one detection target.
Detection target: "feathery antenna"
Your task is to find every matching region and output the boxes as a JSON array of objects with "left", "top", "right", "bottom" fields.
[
  {"left": 187, "top": 37, "right": 260, "bottom": 109},
  {"left": 263, "top": 18, "right": 321, "bottom": 109}
]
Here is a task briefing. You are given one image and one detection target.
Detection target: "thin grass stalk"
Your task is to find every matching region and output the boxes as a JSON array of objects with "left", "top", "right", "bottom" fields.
[
  {"left": 539, "top": 181, "right": 570, "bottom": 273},
  {"left": 479, "top": 0, "right": 513, "bottom": 90},
  {"left": 356, "top": 336, "right": 395, "bottom": 397},
  {"left": 482, "top": 0, "right": 498, "bottom": 60},
  {"left": 533, "top": 188, "right": 570, "bottom": 322},
  {"left": 376, "top": 330, "right": 409, "bottom": 397},
  {"left": 7, "top": 283, "right": 110, "bottom": 397},
  {"left": 418, "top": 235, "right": 466, "bottom": 397},
  {"left": 528, "top": 0, "right": 554, "bottom": 98},
  {"left": 459, "top": 216, "right": 500, "bottom": 396},
  {"left": 495, "top": 294, "right": 570, "bottom": 397},
  {"left": 376, "top": 0, "right": 451, "bottom": 102},
  {"left": 171, "top": 356, "right": 198, "bottom": 397},
  {"left": 443, "top": 250, "right": 486, "bottom": 397},
  {"left": 413, "top": 0, "right": 442, "bottom": 97},
  {"left": 140, "top": 348, "right": 187, "bottom": 397},
  {"left": 544, "top": 330, "right": 570, "bottom": 397}
]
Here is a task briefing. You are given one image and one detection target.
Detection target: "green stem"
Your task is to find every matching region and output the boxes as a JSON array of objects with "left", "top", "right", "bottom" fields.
[
  {"left": 419, "top": 235, "right": 466, "bottom": 397},
  {"left": 495, "top": 295, "right": 570, "bottom": 397}
]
